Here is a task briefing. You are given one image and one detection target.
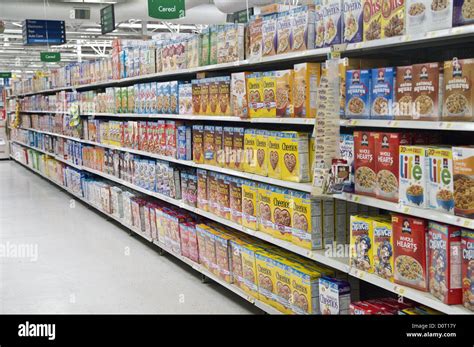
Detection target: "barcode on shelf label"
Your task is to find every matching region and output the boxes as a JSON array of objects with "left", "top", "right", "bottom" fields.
[
  {"left": 394, "top": 286, "right": 405, "bottom": 295},
  {"left": 402, "top": 206, "right": 410, "bottom": 213}
]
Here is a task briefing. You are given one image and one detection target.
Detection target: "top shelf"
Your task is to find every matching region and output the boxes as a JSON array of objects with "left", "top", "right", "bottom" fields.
[{"left": 9, "top": 26, "right": 474, "bottom": 98}]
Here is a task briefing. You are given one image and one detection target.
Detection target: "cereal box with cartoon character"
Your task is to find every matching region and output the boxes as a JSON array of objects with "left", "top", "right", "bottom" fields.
[
  {"left": 399, "top": 145, "right": 429, "bottom": 208},
  {"left": 350, "top": 215, "right": 374, "bottom": 273},
  {"left": 427, "top": 147, "right": 455, "bottom": 214},
  {"left": 373, "top": 217, "right": 394, "bottom": 281},
  {"left": 461, "top": 229, "right": 474, "bottom": 311}
]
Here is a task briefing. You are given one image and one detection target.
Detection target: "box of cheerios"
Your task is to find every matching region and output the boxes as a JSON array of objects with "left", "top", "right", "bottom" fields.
[
  {"left": 290, "top": 262, "right": 323, "bottom": 314},
  {"left": 243, "top": 128, "right": 257, "bottom": 174},
  {"left": 257, "top": 183, "right": 274, "bottom": 235},
  {"left": 426, "top": 147, "right": 454, "bottom": 214},
  {"left": 255, "top": 250, "right": 281, "bottom": 309},
  {"left": 280, "top": 131, "right": 310, "bottom": 183},
  {"left": 271, "top": 186, "right": 293, "bottom": 241},
  {"left": 267, "top": 131, "right": 282, "bottom": 179},
  {"left": 255, "top": 129, "right": 269, "bottom": 177},
  {"left": 291, "top": 191, "right": 324, "bottom": 250},
  {"left": 240, "top": 241, "right": 261, "bottom": 299},
  {"left": 350, "top": 215, "right": 375, "bottom": 273},
  {"left": 242, "top": 180, "right": 258, "bottom": 230},
  {"left": 272, "top": 256, "right": 294, "bottom": 314}
]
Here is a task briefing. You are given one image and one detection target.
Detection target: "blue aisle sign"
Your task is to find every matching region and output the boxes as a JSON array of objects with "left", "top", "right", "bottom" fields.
[{"left": 23, "top": 20, "right": 66, "bottom": 45}]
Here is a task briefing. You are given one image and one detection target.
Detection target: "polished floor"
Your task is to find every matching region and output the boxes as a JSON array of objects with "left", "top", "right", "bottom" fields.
[{"left": 0, "top": 161, "right": 259, "bottom": 314}]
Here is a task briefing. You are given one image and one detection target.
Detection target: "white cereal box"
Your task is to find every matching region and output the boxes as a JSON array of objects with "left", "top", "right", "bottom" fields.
[
  {"left": 399, "top": 145, "right": 429, "bottom": 208},
  {"left": 319, "top": 276, "right": 351, "bottom": 314},
  {"left": 426, "top": 147, "right": 454, "bottom": 214}
]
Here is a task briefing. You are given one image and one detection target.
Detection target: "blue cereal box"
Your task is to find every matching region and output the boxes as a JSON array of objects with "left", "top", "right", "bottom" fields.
[
  {"left": 371, "top": 67, "right": 396, "bottom": 119},
  {"left": 169, "top": 81, "right": 179, "bottom": 115},
  {"left": 345, "top": 69, "right": 371, "bottom": 118},
  {"left": 177, "top": 125, "right": 192, "bottom": 160},
  {"left": 342, "top": 0, "right": 363, "bottom": 43}
]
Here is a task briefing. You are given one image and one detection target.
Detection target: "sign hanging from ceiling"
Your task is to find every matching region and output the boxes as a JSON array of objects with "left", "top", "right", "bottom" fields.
[
  {"left": 22, "top": 19, "right": 66, "bottom": 45},
  {"left": 40, "top": 52, "right": 61, "bottom": 62},
  {"left": 227, "top": 8, "right": 254, "bottom": 23},
  {"left": 100, "top": 4, "right": 115, "bottom": 35},
  {"left": 148, "top": 0, "right": 185, "bottom": 20},
  {"left": 0, "top": 72, "right": 12, "bottom": 79}
]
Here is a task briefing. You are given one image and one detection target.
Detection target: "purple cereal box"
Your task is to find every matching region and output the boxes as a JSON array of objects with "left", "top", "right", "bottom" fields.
[
  {"left": 342, "top": 0, "right": 363, "bottom": 43},
  {"left": 323, "top": 0, "right": 343, "bottom": 47},
  {"left": 453, "top": 0, "right": 474, "bottom": 26}
]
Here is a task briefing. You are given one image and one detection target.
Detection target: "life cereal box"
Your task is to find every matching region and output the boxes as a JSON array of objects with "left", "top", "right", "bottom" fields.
[
  {"left": 428, "top": 221, "right": 462, "bottom": 305},
  {"left": 319, "top": 276, "right": 351, "bottom": 314},
  {"left": 382, "top": 0, "right": 405, "bottom": 38},
  {"left": 354, "top": 131, "right": 377, "bottom": 196},
  {"left": 243, "top": 128, "right": 257, "bottom": 174},
  {"left": 267, "top": 131, "right": 282, "bottom": 179},
  {"left": 392, "top": 214, "right": 429, "bottom": 291},
  {"left": 345, "top": 69, "right": 371, "bottom": 118},
  {"left": 371, "top": 67, "right": 396, "bottom": 119},
  {"left": 453, "top": 147, "right": 474, "bottom": 219},
  {"left": 343, "top": 0, "right": 364, "bottom": 43},
  {"left": 291, "top": 5, "right": 316, "bottom": 52},
  {"left": 350, "top": 215, "right": 375, "bottom": 273},
  {"left": 426, "top": 147, "right": 455, "bottom": 214},
  {"left": 271, "top": 186, "right": 293, "bottom": 241},
  {"left": 280, "top": 131, "right": 310, "bottom": 183},
  {"left": 461, "top": 229, "right": 474, "bottom": 311},
  {"left": 323, "top": 0, "right": 343, "bottom": 47},
  {"left": 399, "top": 145, "right": 429, "bottom": 208},
  {"left": 257, "top": 183, "right": 274, "bottom": 235},
  {"left": 363, "top": 0, "right": 383, "bottom": 41},
  {"left": 373, "top": 216, "right": 394, "bottom": 281},
  {"left": 291, "top": 191, "right": 324, "bottom": 250},
  {"left": 242, "top": 180, "right": 258, "bottom": 230},
  {"left": 255, "top": 129, "right": 269, "bottom": 176}
]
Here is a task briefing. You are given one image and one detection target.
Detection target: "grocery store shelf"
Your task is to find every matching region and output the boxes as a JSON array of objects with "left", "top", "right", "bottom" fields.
[
  {"left": 11, "top": 25, "right": 474, "bottom": 98},
  {"left": 334, "top": 192, "right": 474, "bottom": 230},
  {"left": 340, "top": 119, "right": 474, "bottom": 131},
  {"left": 9, "top": 155, "right": 280, "bottom": 315}
]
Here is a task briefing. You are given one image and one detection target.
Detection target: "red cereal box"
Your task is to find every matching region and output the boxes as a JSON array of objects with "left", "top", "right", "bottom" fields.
[
  {"left": 350, "top": 301, "right": 380, "bottom": 315},
  {"left": 354, "top": 131, "right": 377, "bottom": 197},
  {"left": 461, "top": 229, "right": 474, "bottom": 311},
  {"left": 157, "top": 121, "right": 166, "bottom": 155},
  {"left": 428, "top": 222, "right": 462, "bottom": 305},
  {"left": 392, "top": 214, "right": 429, "bottom": 291},
  {"left": 180, "top": 223, "right": 190, "bottom": 259},
  {"left": 374, "top": 132, "right": 410, "bottom": 202},
  {"left": 139, "top": 121, "right": 148, "bottom": 151},
  {"left": 165, "top": 121, "right": 178, "bottom": 158}
]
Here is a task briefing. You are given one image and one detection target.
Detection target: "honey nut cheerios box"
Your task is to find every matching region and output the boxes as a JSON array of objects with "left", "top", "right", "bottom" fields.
[
  {"left": 242, "top": 179, "right": 259, "bottom": 231},
  {"left": 461, "top": 229, "right": 474, "bottom": 311},
  {"left": 267, "top": 131, "right": 282, "bottom": 179},
  {"left": 275, "top": 69, "right": 294, "bottom": 117},
  {"left": 243, "top": 128, "right": 257, "bottom": 174},
  {"left": 271, "top": 186, "right": 293, "bottom": 242},
  {"left": 453, "top": 147, "right": 474, "bottom": 219},
  {"left": 280, "top": 131, "right": 311, "bottom": 183},
  {"left": 257, "top": 183, "right": 274, "bottom": 235},
  {"left": 372, "top": 216, "right": 394, "bottom": 282},
  {"left": 291, "top": 191, "right": 324, "bottom": 250},
  {"left": 255, "top": 129, "right": 269, "bottom": 177},
  {"left": 293, "top": 62, "right": 321, "bottom": 118},
  {"left": 399, "top": 145, "right": 429, "bottom": 208},
  {"left": 350, "top": 215, "right": 375, "bottom": 273},
  {"left": 426, "top": 147, "right": 455, "bottom": 214}
]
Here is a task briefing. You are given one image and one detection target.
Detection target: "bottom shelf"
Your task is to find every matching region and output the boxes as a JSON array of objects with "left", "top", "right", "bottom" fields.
[{"left": 10, "top": 156, "right": 281, "bottom": 315}]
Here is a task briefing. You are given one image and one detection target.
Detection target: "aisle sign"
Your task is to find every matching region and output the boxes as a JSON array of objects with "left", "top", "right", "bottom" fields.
[
  {"left": 148, "top": 0, "right": 185, "bottom": 19},
  {"left": 100, "top": 4, "right": 115, "bottom": 35},
  {"left": 0, "top": 72, "right": 11, "bottom": 79},
  {"left": 227, "top": 8, "right": 254, "bottom": 23},
  {"left": 23, "top": 19, "right": 66, "bottom": 45},
  {"left": 40, "top": 52, "right": 61, "bottom": 62}
]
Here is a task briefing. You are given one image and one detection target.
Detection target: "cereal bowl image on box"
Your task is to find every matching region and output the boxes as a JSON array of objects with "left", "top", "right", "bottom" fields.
[{"left": 406, "top": 184, "right": 425, "bottom": 205}]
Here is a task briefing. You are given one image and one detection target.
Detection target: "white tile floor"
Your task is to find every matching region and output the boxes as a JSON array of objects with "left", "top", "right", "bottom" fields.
[{"left": 0, "top": 161, "right": 260, "bottom": 314}]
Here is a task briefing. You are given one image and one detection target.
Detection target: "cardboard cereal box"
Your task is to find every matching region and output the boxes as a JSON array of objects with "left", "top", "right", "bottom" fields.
[
  {"left": 354, "top": 131, "right": 377, "bottom": 196},
  {"left": 230, "top": 177, "right": 243, "bottom": 225},
  {"left": 442, "top": 58, "right": 474, "bottom": 122},
  {"left": 454, "top": 0, "right": 474, "bottom": 26},
  {"left": 412, "top": 62, "right": 443, "bottom": 121},
  {"left": 345, "top": 69, "right": 371, "bottom": 118},
  {"left": 461, "top": 229, "right": 474, "bottom": 311},
  {"left": 319, "top": 276, "right": 351, "bottom": 314},
  {"left": 371, "top": 67, "right": 396, "bottom": 119},
  {"left": 247, "top": 72, "right": 263, "bottom": 118},
  {"left": 242, "top": 180, "right": 258, "bottom": 230},
  {"left": 223, "top": 127, "right": 234, "bottom": 169},
  {"left": 453, "top": 147, "right": 474, "bottom": 219},
  {"left": 293, "top": 62, "right": 321, "bottom": 118},
  {"left": 290, "top": 263, "right": 323, "bottom": 314},
  {"left": 382, "top": 0, "right": 405, "bottom": 38},
  {"left": 275, "top": 69, "right": 294, "bottom": 117},
  {"left": 261, "top": 72, "right": 277, "bottom": 117},
  {"left": 197, "top": 169, "right": 208, "bottom": 212},
  {"left": 271, "top": 186, "right": 293, "bottom": 241},
  {"left": 323, "top": 0, "right": 343, "bottom": 47},
  {"left": 373, "top": 216, "right": 394, "bottom": 281},
  {"left": 243, "top": 128, "right": 257, "bottom": 174},
  {"left": 267, "top": 131, "right": 282, "bottom": 179},
  {"left": 395, "top": 65, "right": 414, "bottom": 120},
  {"left": 233, "top": 127, "right": 245, "bottom": 171},
  {"left": 428, "top": 221, "right": 462, "bottom": 305},
  {"left": 392, "top": 214, "right": 429, "bottom": 291},
  {"left": 262, "top": 14, "right": 278, "bottom": 57},
  {"left": 208, "top": 78, "right": 219, "bottom": 115},
  {"left": 257, "top": 183, "right": 274, "bottom": 235},
  {"left": 215, "top": 126, "right": 224, "bottom": 167},
  {"left": 350, "top": 215, "right": 375, "bottom": 272},
  {"left": 363, "top": 0, "right": 383, "bottom": 41},
  {"left": 218, "top": 76, "right": 231, "bottom": 116},
  {"left": 192, "top": 79, "right": 201, "bottom": 114},
  {"left": 315, "top": 5, "right": 326, "bottom": 48},
  {"left": 217, "top": 174, "right": 231, "bottom": 220},
  {"left": 272, "top": 256, "right": 294, "bottom": 314},
  {"left": 207, "top": 171, "right": 219, "bottom": 215},
  {"left": 399, "top": 145, "right": 429, "bottom": 208},
  {"left": 291, "top": 5, "right": 316, "bottom": 52},
  {"left": 203, "top": 125, "right": 216, "bottom": 165},
  {"left": 280, "top": 131, "right": 310, "bottom": 183},
  {"left": 229, "top": 238, "right": 245, "bottom": 288},
  {"left": 426, "top": 147, "right": 455, "bottom": 214},
  {"left": 343, "top": 0, "right": 363, "bottom": 43},
  {"left": 240, "top": 242, "right": 261, "bottom": 299},
  {"left": 214, "top": 230, "right": 234, "bottom": 283},
  {"left": 291, "top": 191, "right": 324, "bottom": 250},
  {"left": 192, "top": 125, "right": 204, "bottom": 164},
  {"left": 256, "top": 250, "right": 286, "bottom": 311},
  {"left": 339, "top": 133, "right": 355, "bottom": 192},
  {"left": 277, "top": 11, "right": 292, "bottom": 55},
  {"left": 231, "top": 72, "right": 250, "bottom": 118},
  {"left": 248, "top": 16, "right": 263, "bottom": 62},
  {"left": 200, "top": 79, "right": 210, "bottom": 115},
  {"left": 255, "top": 130, "right": 269, "bottom": 177}
]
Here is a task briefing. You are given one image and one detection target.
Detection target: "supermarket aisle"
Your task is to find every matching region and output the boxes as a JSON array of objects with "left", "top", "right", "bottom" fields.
[{"left": 0, "top": 161, "right": 260, "bottom": 314}]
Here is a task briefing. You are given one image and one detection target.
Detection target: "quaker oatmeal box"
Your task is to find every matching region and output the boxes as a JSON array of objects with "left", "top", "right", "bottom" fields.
[
  {"left": 363, "top": 0, "right": 383, "bottom": 41},
  {"left": 453, "top": 147, "right": 474, "bottom": 219},
  {"left": 343, "top": 0, "right": 364, "bottom": 43},
  {"left": 371, "top": 67, "right": 396, "bottom": 119},
  {"left": 323, "top": 0, "right": 343, "bottom": 47},
  {"left": 399, "top": 145, "right": 429, "bottom": 208},
  {"left": 345, "top": 69, "right": 371, "bottom": 118},
  {"left": 291, "top": 5, "right": 316, "bottom": 52},
  {"left": 248, "top": 16, "right": 263, "bottom": 62},
  {"left": 275, "top": 69, "right": 293, "bottom": 117},
  {"left": 395, "top": 65, "right": 414, "bottom": 119},
  {"left": 315, "top": 6, "right": 326, "bottom": 48},
  {"left": 461, "top": 229, "right": 474, "bottom": 311},
  {"left": 354, "top": 131, "right": 377, "bottom": 196},
  {"left": 277, "top": 11, "right": 292, "bottom": 55},
  {"left": 443, "top": 58, "right": 474, "bottom": 121},
  {"left": 350, "top": 215, "right": 375, "bottom": 273},
  {"left": 428, "top": 222, "right": 462, "bottom": 305},
  {"left": 382, "top": 0, "right": 405, "bottom": 37},
  {"left": 426, "top": 147, "right": 455, "bottom": 214},
  {"left": 280, "top": 131, "right": 310, "bottom": 183},
  {"left": 412, "top": 62, "right": 443, "bottom": 121},
  {"left": 392, "top": 214, "right": 429, "bottom": 291},
  {"left": 261, "top": 14, "right": 277, "bottom": 57},
  {"left": 373, "top": 217, "right": 394, "bottom": 281},
  {"left": 267, "top": 131, "right": 282, "bottom": 179},
  {"left": 242, "top": 180, "right": 258, "bottom": 230},
  {"left": 454, "top": 0, "right": 474, "bottom": 26},
  {"left": 231, "top": 72, "right": 250, "bottom": 118}
]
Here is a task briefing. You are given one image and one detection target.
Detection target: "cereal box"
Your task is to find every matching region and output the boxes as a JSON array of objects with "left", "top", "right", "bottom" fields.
[
  {"left": 217, "top": 174, "right": 231, "bottom": 220},
  {"left": 223, "top": 127, "right": 234, "bottom": 169},
  {"left": 207, "top": 171, "right": 219, "bottom": 215},
  {"left": 275, "top": 69, "right": 294, "bottom": 117},
  {"left": 230, "top": 177, "right": 243, "bottom": 225},
  {"left": 315, "top": 5, "right": 326, "bottom": 48},
  {"left": 208, "top": 78, "right": 219, "bottom": 115},
  {"left": 243, "top": 128, "right": 257, "bottom": 174},
  {"left": 319, "top": 276, "right": 351, "bottom": 314},
  {"left": 290, "top": 263, "right": 323, "bottom": 314},
  {"left": 291, "top": 191, "right": 324, "bottom": 250},
  {"left": 453, "top": 147, "right": 474, "bottom": 218},
  {"left": 248, "top": 16, "right": 263, "bottom": 62},
  {"left": 399, "top": 145, "right": 429, "bottom": 208},
  {"left": 261, "top": 72, "right": 277, "bottom": 117},
  {"left": 277, "top": 11, "right": 292, "bottom": 54},
  {"left": 395, "top": 65, "right": 414, "bottom": 120},
  {"left": 345, "top": 69, "right": 371, "bottom": 118},
  {"left": 255, "top": 130, "right": 269, "bottom": 177},
  {"left": 233, "top": 127, "right": 245, "bottom": 171},
  {"left": 197, "top": 169, "right": 208, "bottom": 212},
  {"left": 200, "top": 79, "right": 210, "bottom": 115},
  {"left": 215, "top": 126, "right": 224, "bottom": 167},
  {"left": 426, "top": 147, "right": 454, "bottom": 214},
  {"left": 382, "top": 0, "right": 405, "bottom": 37},
  {"left": 267, "top": 131, "right": 282, "bottom": 179},
  {"left": 454, "top": 0, "right": 474, "bottom": 26},
  {"left": 192, "top": 79, "right": 201, "bottom": 114},
  {"left": 343, "top": 0, "right": 363, "bottom": 43},
  {"left": 218, "top": 76, "right": 231, "bottom": 116},
  {"left": 272, "top": 256, "right": 294, "bottom": 314},
  {"left": 291, "top": 5, "right": 316, "bottom": 52},
  {"left": 258, "top": 183, "right": 274, "bottom": 235},
  {"left": 323, "top": 0, "right": 343, "bottom": 46},
  {"left": 229, "top": 238, "right": 245, "bottom": 288},
  {"left": 350, "top": 215, "right": 374, "bottom": 272},
  {"left": 412, "top": 62, "right": 442, "bottom": 121},
  {"left": 201, "top": 29, "right": 210, "bottom": 66},
  {"left": 203, "top": 125, "right": 216, "bottom": 165},
  {"left": 247, "top": 73, "right": 263, "bottom": 118},
  {"left": 428, "top": 222, "right": 462, "bottom": 304},
  {"left": 354, "top": 131, "right": 377, "bottom": 196},
  {"left": 392, "top": 214, "right": 429, "bottom": 291},
  {"left": 231, "top": 72, "right": 250, "bottom": 118},
  {"left": 242, "top": 180, "right": 258, "bottom": 230},
  {"left": 192, "top": 125, "right": 204, "bottom": 164},
  {"left": 214, "top": 231, "right": 233, "bottom": 283},
  {"left": 240, "top": 242, "right": 260, "bottom": 298},
  {"left": 262, "top": 14, "right": 278, "bottom": 57},
  {"left": 428, "top": 0, "right": 453, "bottom": 32},
  {"left": 339, "top": 133, "right": 355, "bottom": 192},
  {"left": 373, "top": 217, "right": 394, "bottom": 281},
  {"left": 443, "top": 58, "right": 474, "bottom": 121},
  {"left": 255, "top": 250, "right": 279, "bottom": 308},
  {"left": 363, "top": 0, "right": 383, "bottom": 41},
  {"left": 217, "top": 26, "right": 227, "bottom": 64},
  {"left": 225, "top": 23, "right": 245, "bottom": 63},
  {"left": 209, "top": 26, "right": 218, "bottom": 65},
  {"left": 461, "top": 229, "right": 474, "bottom": 311},
  {"left": 371, "top": 67, "right": 396, "bottom": 119},
  {"left": 293, "top": 62, "right": 321, "bottom": 118},
  {"left": 280, "top": 131, "right": 310, "bottom": 183},
  {"left": 271, "top": 186, "right": 293, "bottom": 241}
]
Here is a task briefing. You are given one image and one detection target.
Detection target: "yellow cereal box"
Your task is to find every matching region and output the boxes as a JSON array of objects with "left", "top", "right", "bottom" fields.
[
  {"left": 242, "top": 180, "right": 258, "bottom": 230},
  {"left": 229, "top": 238, "right": 246, "bottom": 289},
  {"left": 255, "top": 129, "right": 269, "bottom": 177},
  {"left": 261, "top": 71, "right": 277, "bottom": 117},
  {"left": 309, "top": 136, "right": 316, "bottom": 178},
  {"left": 291, "top": 191, "right": 324, "bottom": 250},
  {"left": 255, "top": 250, "right": 286, "bottom": 311},
  {"left": 257, "top": 183, "right": 274, "bottom": 235},
  {"left": 267, "top": 131, "right": 282, "bottom": 179},
  {"left": 373, "top": 216, "right": 394, "bottom": 282},
  {"left": 213, "top": 229, "right": 233, "bottom": 283},
  {"left": 247, "top": 72, "right": 263, "bottom": 118},
  {"left": 290, "top": 262, "right": 323, "bottom": 314},
  {"left": 381, "top": 0, "right": 404, "bottom": 38},
  {"left": 363, "top": 0, "right": 383, "bottom": 41},
  {"left": 271, "top": 186, "right": 292, "bottom": 241},
  {"left": 240, "top": 242, "right": 261, "bottom": 299},
  {"left": 293, "top": 62, "right": 321, "bottom": 118},
  {"left": 350, "top": 215, "right": 375, "bottom": 273},
  {"left": 276, "top": 69, "right": 294, "bottom": 117},
  {"left": 272, "top": 256, "right": 294, "bottom": 314},
  {"left": 280, "top": 131, "right": 310, "bottom": 182},
  {"left": 243, "top": 128, "right": 257, "bottom": 174}
]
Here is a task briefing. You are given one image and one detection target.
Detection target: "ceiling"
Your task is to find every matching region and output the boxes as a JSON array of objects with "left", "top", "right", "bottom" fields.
[{"left": 0, "top": 0, "right": 274, "bottom": 76}]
